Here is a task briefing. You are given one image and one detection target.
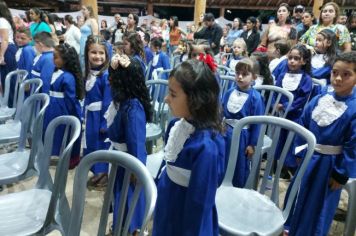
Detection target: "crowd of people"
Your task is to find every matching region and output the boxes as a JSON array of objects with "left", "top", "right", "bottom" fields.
[{"left": 0, "top": 0, "right": 356, "bottom": 235}]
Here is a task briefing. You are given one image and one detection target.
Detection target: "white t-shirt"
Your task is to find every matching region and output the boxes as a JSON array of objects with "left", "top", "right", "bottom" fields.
[
  {"left": 0, "top": 17, "right": 14, "bottom": 44},
  {"left": 64, "top": 25, "right": 81, "bottom": 54}
]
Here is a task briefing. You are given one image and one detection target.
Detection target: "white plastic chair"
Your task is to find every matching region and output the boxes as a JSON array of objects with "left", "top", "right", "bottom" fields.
[
  {"left": 216, "top": 116, "right": 316, "bottom": 236},
  {"left": 344, "top": 178, "right": 356, "bottom": 236},
  {"left": 0, "top": 93, "right": 49, "bottom": 186},
  {"left": 220, "top": 75, "right": 235, "bottom": 98},
  {"left": 0, "top": 79, "right": 43, "bottom": 145},
  {"left": 0, "top": 115, "right": 81, "bottom": 235},
  {"left": 0, "top": 70, "right": 29, "bottom": 121},
  {"left": 66, "top": 150, "right": 157, "bottom": 236}
]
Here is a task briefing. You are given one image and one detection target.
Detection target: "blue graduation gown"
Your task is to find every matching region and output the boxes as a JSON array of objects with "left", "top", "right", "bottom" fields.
[
  {"left": 144, "top": 46, "right": 153, "bottom": 65},
  {"left": 285, "top": 90, "right": 356, "bottom": 236},
  {"left": 1, "top": 43, "right": 18, "bottom": 107},
  {"left": 225, "top": 55, "right": 243, "bottom": 75},
  {"left": 83, "top": 70, "right": 111, "bottom": 174},
  {"left": 152, "top": 119, "right": 226, "bottom": 236},
  {"left": 43, "top": 69, "right": 82, "bottom": 156},
  {"left": 134, "top": 54, "right": 146, "bottom": 75},
  {"left": 222, "top": 86, "right": 265, "bottom": 187},
  {"left": 147, "top": 50, "right": 170, "bottom": 80},
  {"left": 107, "top": 99, "right": 147, "bottom": 233},
  {"left": 16, "top": 44, "right": 36, "bottom": 75},
  {"left": 30, "top": 51, "right": 55, "bottom": 94}
]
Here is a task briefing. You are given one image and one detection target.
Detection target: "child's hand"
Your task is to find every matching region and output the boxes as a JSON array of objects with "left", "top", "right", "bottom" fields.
[
  {"left": 117, "top": 54, "right": 130, "bottom": 68},
  {"left": 329, "top": 177, "right": 342, "bottom": 191},
  {"left": 245, "top": 145, "right": 255, "bottom": 159},
  {"left": 277, "top": 103, "right": 284, "bottom": 111},
  {"left": 110, "top": 54, "right": 120, "bottom": 69}
]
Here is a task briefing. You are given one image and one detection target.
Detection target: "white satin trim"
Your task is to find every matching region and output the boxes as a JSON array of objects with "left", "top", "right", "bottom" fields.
[
  {"left": 227, "top": 89, "right": 249, "bottom": 113},
  {"left": 152, "top": 53, "right": 159, "bottom": 67},
  {"left": 229, "top": 59, "right": 239, "bottom": 71},
  {"left": 33, "top": 54, "right": 41, "bottom": 65},
  {"left": 282, "top": 73, "right": 302, "bottom": 91},
  {"left": 312, "top": 94, "right": 347, "bottom": 127},
  {"left": 51, "top": 69, "right": 64, "bottom": 84},
  {"left": 104, "top": 101, "right": 118, "bottom": 127},
  {"left": 86, "top": 70, "right": 100, "bottom": 91},
  {"left": 164, "top": 118, "right": 195, "bottom": 162},
  {"left": 15, "top": 48, "right": 23, "bottom": 62},
  {"left": 311, "top": 54, "right": 326, "bottom": 69}
]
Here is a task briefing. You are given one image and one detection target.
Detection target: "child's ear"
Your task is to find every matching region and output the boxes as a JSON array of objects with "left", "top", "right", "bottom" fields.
[{"left": 326, "top": 40, "right": 332, "bottom": 48}]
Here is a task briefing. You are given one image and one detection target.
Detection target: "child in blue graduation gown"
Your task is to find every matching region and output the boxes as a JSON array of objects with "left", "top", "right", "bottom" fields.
[
  {"left": 225, "top": 38, "right": 247, "bottom": 75},
  {"left": 143, "top": 32, "right": 154, "bottom": 65},
  {"left": 147, "top": 37, "right": 170, "bottom": 80},
  {"left": 107, "top": 52, "right": 152, "bottom": 235},
  {"left": 272, "top": 44, "right": 313, "bottom": 171},
  {"left": 83, "top": 35, "right": 112, "bottom": 186},
  {"left": 31, "top": 32, "right": 55, "bottom": 94},
  {"left": 15, "top": 27, "right": 36, "bottom": 76},
  {"left": 122, "top": 32, "right": 146, "bottom": 74},
  {"left": 153, "top": 59, "right": 226, "bottom": 236},
  {"left": 222, "top": 58, "right": 265, "bottom": 187},
  {"left": 285, "top": 51, "right": 356, "bottom": 236},
  {"left": 310, "top": 29, "right": 338, "bottom": 97},
  {"left": 43, "top": 43, "right": 84, "bottom": 168}
]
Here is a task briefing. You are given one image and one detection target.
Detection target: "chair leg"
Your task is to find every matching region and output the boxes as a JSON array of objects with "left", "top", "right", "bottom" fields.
[{"left": 344, "top": 180, "right": 356, "bottom": 236}]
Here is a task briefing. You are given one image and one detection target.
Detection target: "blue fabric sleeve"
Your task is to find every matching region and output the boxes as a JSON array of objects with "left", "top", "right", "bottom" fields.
[{"left": 99, "top": 74, "right": 112, "bottom": 131}]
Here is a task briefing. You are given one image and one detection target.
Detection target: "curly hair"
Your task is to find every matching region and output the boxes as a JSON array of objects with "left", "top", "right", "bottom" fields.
[
  {"left": 170, "top": 60, "right": 223, "bottom": 132},
  {"left": 122, "top": 32, "right": 145, "bottom": 60},
  {"left": 109, "top": 56, "right": 152, "bottom": 122},
  {"left": 251, "top": 52, "right": 274, "bottom": 85},
  {"left": 55, "top": 43, "right": 84, "bottom": 100},
  {"left": 289, "top": 44, "right": 312, "bottom": 74},
  {"left": 84, "top": 35, "right": 110, "bottom": 81}
]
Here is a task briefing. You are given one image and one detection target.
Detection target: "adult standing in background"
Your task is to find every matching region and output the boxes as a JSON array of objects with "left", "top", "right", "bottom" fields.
[
  {"left": 226, "top": 18, "right": 243, "bottom": 46},
  {"left": 297, "top": 11, "right": 316, "bottom": 40},
  {"left": 29, "top": 8, "right": 51, "bottom": 45},
  {"left": 300, "top": 2, "right": 351, "bottom": 52},
  {"left": 79, "top": 5, "right": 99, "bottom": 70},
  {"left": 0, "top": 1, "right": 17, "bottom": 96},
  {"left": 169, "top": 16, "right": 186, "bottom": 55},
  {"left": 60, "top": 15, "right": 81, "bottom": 54},
  {"left": 160, "top": 19, "right": 170, "bottom": 53},
  {"left": 241, "top": 17, "right": 260, "bottom": 55},
  {"left": 125, "top": 13, "right": 140, "bottom": 33}
]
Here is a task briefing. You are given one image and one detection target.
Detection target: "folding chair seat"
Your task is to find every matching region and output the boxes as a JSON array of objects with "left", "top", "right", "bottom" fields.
[
  {"left": 0, "top": 69, "right": 28, "bottom": 122},
  {"left": 216, "top": 116, "right": 316, "bottom": 236},
  {"left": 0, "top": 79, "right": 42, "bottom": 145},
  {"left": 0, "top": 93, "right": 49, "bottom": 185},
  {"left": 0, "top": 115, "right": 81, "bottom": 235},
  {"left": 66, "top": 150, "right": 157, "bottom": 236}
]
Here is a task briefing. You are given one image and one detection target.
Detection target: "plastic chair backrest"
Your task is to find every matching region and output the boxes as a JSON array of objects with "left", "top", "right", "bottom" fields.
[
  {"left": 67, "top": 150, "right": 157, "bottom": 236},
  {"left": 254, "top": 85, "right": 294, "bottom": 118},
  {"left": 14, "top": 78, "right": 43, "bottom": 121},
  {"left": 217, "top": 65, "right": 234, "bottom": 75},
  {"left": 171, "top": 55, "right": 181, "bottom": 68},
  {"left": 157, "top": 68, "right": 172, "bottom": 80},
  {"left": 144, "top": 60, "right": 153, "bottom": 82},
  {"left": 146, "top": 79, "right": 168, "bottom": 122},
  {"left": 219, "top": 75, "right": 235, "bottom": 98},
  {"left": 1, "top": 69, "right": 28, "bottom": 107},
  {"left": 223, "top": 116, "right": 316, "bottom": 219},
  {"left": 36, "top": 115, "right": 81, "bottom": 231}
]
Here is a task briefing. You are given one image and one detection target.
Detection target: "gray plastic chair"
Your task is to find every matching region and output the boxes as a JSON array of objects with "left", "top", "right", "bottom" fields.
[
  {"left": 0, "top": 93, "right": 49, "bottom": 186},
  {"left": 0, "top": 69, "right": 28, "bottom": 121},
  {"left": 0, "top": 115, "right": 81, "bottom": 235},
  {"left": 144, "top": 60, "right": 153, "bottom": 82},
  {"left": 344, "top": 178, "right": 356, "bottom": 236},
  {"left": 216, "top": 116, "right": 316, "bottom": 236},
  {"left": 0, "top": 79, "right": 44, "bottom": 145},
  {"left": 66, "top": 150, "right": 157, "bottom": 236},
  {"left": 220, "top": 75, "right": 235, "bottom": 98},
  {"left": 170, "top": 55, "right": 181, "bottom": 69}
]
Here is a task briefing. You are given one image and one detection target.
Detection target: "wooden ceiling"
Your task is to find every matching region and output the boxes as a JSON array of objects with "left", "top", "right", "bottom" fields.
[{"left": 6, "top": 0, "right": 356, "bottom": 11}]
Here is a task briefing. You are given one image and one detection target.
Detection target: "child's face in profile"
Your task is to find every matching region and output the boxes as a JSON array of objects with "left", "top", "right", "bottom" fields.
[
  {"left": 15, "top": 32, "right": 31, "bottom": 46},
  {"left": 287, "top": 49, "right": 305, "bottom": 72},
  {"left": 235, "top": 68, "right": 254, "bottom": 90},
  {"left": 165, "top": 77, "right": 191, "bottom": 119},
  {"left": 232, "top": 42, "right": 245, "bottom": 56},
  {"left": 331, "top": 60, "right": 356, "bottom": 96},
  {"left": 315, "top": 34, "right": 331, "bottom": 53},
  {"left": 53, "top": 49, "right": 64, "bottom": 69},
  {"left": 88, "top": 43, "right": 107, "bottom": 68}
]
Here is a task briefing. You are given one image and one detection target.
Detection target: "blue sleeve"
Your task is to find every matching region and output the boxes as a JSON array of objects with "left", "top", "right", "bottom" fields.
[
  {"left": 272, "top": 59, "right": 288, "bottom": 80},
  {"left": 284, "top": 74, "right": 312, "bottom": 113},
  {"left": 162, "top": 53, "right": 171, "bottom": 70},
  {"left": 125, "top": 102, "right": 147, "bottom": 164},
  {"left": 248, "top": 93, "right": 265, "bottom": 146},
  {"left": 63, "top": 73, "right": 81, "bottom": 118},
  {"left": 100, "top": 74, "right": 112, "bottom": 131},
  {"left": 182, "top": 140, "right": 221, "bottom": 235},
  {"left": 40, "top": 59, "right": 55, "bottom": 94}
]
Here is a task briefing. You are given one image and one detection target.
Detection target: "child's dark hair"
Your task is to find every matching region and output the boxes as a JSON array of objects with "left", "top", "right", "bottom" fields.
[
  {"left": 334, "top": 51, "right": 356, "bottom": 72},
  {"left": 317, "top": 29, "right": 338, "bottom": 66},
  {"left": 289, "top": 44, "right": 312, "bottom": 74},
  {"left": 170, "top": 60, "right": 223, "bottom": 132},
  {"left": 122, "top": 32, "right": 145, "bottom": 60},
  {"left": 235, "top": 58, "right": 258, "bottom": 77},
  {"left": 109, "top": 57, "right": 152, "bottom": 122},
  {"left": 144, "top": 32, "right": 150, "bottom": 43},
  {"left": 55, "top": 43, "right": 84, "bottom": 100},
  {"left": 151, "top": 37, "right": 163, "bottom": 49},
  {"left": 33, "top": 31, "right": 55, "bottom": 48},
  {"left": 16, "top": 26, "right": 31, "bottom": 37},
  {"left": 84, "top": 35, "right": 110, "bottom": 80},
  {"left": 100, "top": 29, "right": 111, "bottom": 41},
  {"left": 274, "top": 39, "right": 290, "bottom": 56},
  {"left": 346, "top": 13, "right": 356, "bottom": 31},
  {"left": 251, "top": 52, "right": 274, "bottom": 85}
]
